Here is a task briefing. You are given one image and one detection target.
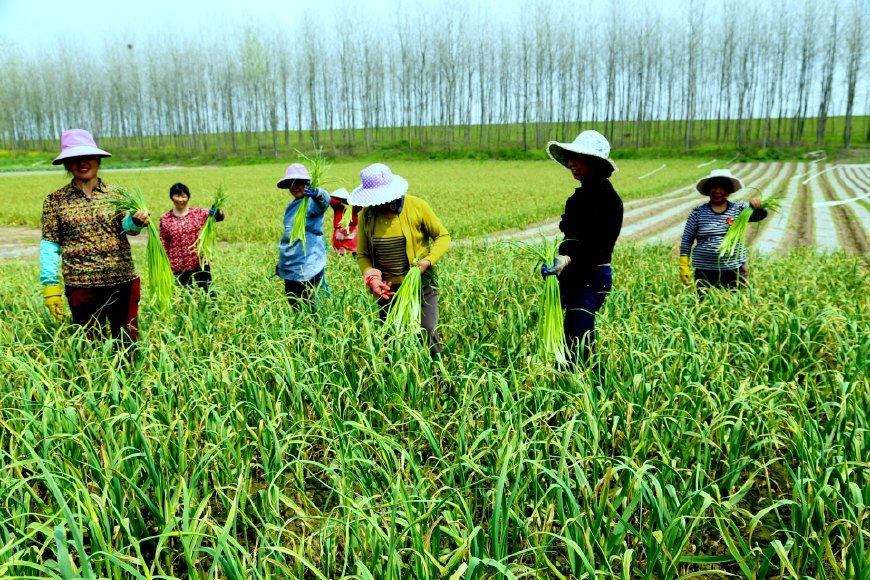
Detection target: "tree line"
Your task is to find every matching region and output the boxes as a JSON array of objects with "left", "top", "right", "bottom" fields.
[{"left": 0, "top": 0, "right": 866, "bottom": 158}]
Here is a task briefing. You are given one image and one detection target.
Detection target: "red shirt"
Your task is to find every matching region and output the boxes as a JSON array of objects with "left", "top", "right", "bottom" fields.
[
  {"left": 330, "top": 197, "right": 360, "bottom": 253},
  {"left": 159, "top": 208, "right": 210, "bottom": 272}
]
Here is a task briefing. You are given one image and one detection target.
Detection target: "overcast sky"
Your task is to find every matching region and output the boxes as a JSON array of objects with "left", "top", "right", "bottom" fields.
[{"left": 0, "top": 0, "right": 529, "bottom": 53}]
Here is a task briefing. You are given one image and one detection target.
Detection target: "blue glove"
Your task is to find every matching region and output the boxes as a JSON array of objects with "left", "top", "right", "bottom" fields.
[
  {"left": 541, "top": 255, "right": 571, "bottom": 278},
  {"left": 208, "top": 206, "right": 218, "bottom": 216},
  {"left": 303, "top": 186, "right": 318, "bottom": 198}
]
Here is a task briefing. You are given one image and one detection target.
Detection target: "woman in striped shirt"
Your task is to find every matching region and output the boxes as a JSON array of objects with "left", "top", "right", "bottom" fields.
[{"left": 679, "top": 169, "right": 767, "bottom": 291}]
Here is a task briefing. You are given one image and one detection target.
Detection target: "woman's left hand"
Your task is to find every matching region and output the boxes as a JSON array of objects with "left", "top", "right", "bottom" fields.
[
  {"left": 749, "top": 198, "right": 762, "bottom": 209},
  {"left": 132, "top": 209, "right": 150, "bottom": 227},
  {"left": 414, "top": 259, "right": 431, "bottom": 275}
]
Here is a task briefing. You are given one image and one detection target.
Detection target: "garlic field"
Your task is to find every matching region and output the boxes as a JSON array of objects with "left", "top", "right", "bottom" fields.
[{"left": 0, "top": 160, "right": 867, "bottom": 578}]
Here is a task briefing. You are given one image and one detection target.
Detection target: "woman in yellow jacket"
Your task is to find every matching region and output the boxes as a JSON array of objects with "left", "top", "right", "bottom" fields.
[{"left": 349, "top": 163, "right": 451, "bottom": 357}]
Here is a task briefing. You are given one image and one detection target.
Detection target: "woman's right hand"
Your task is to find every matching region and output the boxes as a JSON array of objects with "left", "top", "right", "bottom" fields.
[
  {"left": 363, "top": 268, "right": 393, "bottom": 298},
  {"left": 679, "top": 256, "right": 692, "bottom": 285},
  {"left": 131, "top": 209, "right": 150, "bottom": 227}
]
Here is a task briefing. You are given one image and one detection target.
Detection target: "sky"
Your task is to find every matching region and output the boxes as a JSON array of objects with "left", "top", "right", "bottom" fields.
[{"left": 0, "top": 0, "right": 529, "bottom": 53}]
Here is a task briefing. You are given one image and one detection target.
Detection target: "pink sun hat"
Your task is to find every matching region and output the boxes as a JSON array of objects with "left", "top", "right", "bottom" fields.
[
  {"left": 277, "top": 163, "right": 311, "bottom": 188},
  {"left": 52, "top": 129, "right": 112, "bottom": 165},
  {"left": 348, "top": 163, "right": 409, "bottom": 207}
]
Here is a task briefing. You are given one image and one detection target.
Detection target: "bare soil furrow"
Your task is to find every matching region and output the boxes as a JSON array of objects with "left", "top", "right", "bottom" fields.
[
  {"left": 807, "top": 165, "right": 840, "bottom": 252},
  {"left": 620, "top": 163, "right": 770, "bottom": 239},
  {"left": 782, "top": 163, "right": 815, "bottom": 251},
  {"left": 632, "top": 162, "right": 782, "bottom": 246},
  {"left": 754, "top": 163, "right": 806, "bottom": 254},
  {"left": 821, "top": 172, "right": 870, "bottom": 258},
  {"left": 745, "top": 163, "right": 795, "bottom": 248},
  {"left": 826, "top": 169, "right": 870, "bottom": 228}
]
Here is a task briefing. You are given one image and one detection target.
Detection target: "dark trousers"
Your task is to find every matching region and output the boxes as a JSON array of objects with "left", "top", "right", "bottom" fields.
[
  {"left": 284, "top": 271, "right": 324, "bottom": 308},
  {"left": 65, "top": 278, "right": 140, "bottom": 345},
  {"left": 377, "top": 284, "right": 442, "bottom": 357},
  {"left": 175, "top": 266, "right": 212, "bottom": 292},
  {"left": 695, "top": 264, "right": 748, "bottom": 297},
  {"left": 562, "top": 266, "right": 612, "bottom": 366}
]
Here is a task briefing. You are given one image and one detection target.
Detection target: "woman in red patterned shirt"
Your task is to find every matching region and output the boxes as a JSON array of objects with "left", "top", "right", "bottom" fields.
[{"left": 158, "top": 183, "right": 226, "bottom": 292}]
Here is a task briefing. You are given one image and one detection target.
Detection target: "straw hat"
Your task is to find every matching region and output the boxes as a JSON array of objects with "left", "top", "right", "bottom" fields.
[
  {"left": 348, "top": 163, "right": 408, "bottom": 207},
  {"left": 277, "top": 163, "right": 311, "bottom": 188},
  {"left": 695, "top": 169, "right": 742, "bottom": 195},
  {"left": 331, "top": 187, "right": 350, "bottom": 200},
  {"left": 52, "top": 129, "right": 111, "bottom": 165},
  {"left": 546, "top": 130, "right": 618, "bottom": 173}
]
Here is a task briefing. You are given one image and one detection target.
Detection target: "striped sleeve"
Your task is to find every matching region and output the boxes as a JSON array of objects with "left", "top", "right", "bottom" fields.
[{"left": 680, "top": 208, "right": 700, "bottom": 256}]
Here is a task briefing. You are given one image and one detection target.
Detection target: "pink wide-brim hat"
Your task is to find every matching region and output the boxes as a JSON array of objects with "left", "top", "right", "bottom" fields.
[
  {"left": 277, "top": 163, "right": 312, "bottom": 188},
  {"left": 52, "top": 129, "right": 111, "bottom": 165},
  {"left": 348, "top": 163, "right": 408, "bottom": 207}
]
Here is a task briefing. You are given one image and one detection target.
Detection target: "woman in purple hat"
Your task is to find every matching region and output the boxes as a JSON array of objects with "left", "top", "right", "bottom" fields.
[
  {"left": 275, "top": 163, "right": 331, "bottom": 307},
  {"left": 679, "top": 169, "right": 767, "bottom": 292},
  {"left": 542, "top": 130, "right": 623, "bottom": 369},
  {"left": 40, "top": 129, "right": 150, "bottom": 346},
  {"left": 350, "top": 163, "right": 451, "bottom": 357}
]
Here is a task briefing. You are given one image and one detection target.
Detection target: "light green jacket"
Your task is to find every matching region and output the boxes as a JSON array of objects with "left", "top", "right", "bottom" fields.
[{"left": 357, "top": 195, "right": 451, "bottom": 283}]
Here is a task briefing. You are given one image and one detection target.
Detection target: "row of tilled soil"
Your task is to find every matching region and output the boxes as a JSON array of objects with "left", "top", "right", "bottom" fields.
[{"left": 487, "top": 162, "right": 869, "bottom": 255}]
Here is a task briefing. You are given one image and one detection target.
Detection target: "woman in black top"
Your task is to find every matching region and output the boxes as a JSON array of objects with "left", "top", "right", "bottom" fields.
[{"left": 542, "top": 130, "right": 623, "bottom": 368}]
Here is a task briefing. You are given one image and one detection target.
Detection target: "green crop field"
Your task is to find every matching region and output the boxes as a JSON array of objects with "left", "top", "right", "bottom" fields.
[
  {"left": 0, "top": 161, "right": 867, "bottom": 578},
  {"left": 0, "top": 158, "right": 714, "bottom": 241}
]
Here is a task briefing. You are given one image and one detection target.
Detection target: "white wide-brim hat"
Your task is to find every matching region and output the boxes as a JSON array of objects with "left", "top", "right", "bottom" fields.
[
  {"left": 695, "top": 169, "right": 742, "bottom": 195},
  {"left": 53, "top": 129, "right": 111, "bottom": 165},
  {"left": 348, "top": 163, "right": 408, "bottom": 207},
  {"left": 546, "top": 130, "right": 618, "bottom": 173},
  {"left": 331, "top": 187, "right": 350, "bottom": 200},
  {"left": 277, "top": 163, "right": 312, "bottom": 188}
]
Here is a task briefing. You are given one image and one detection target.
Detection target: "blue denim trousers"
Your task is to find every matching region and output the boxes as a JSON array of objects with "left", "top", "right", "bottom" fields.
[{"left": 562, "top": 265, "right": 612, "bottom": 364}]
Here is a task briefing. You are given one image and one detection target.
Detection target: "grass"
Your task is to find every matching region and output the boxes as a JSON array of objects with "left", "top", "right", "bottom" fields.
[
  {"left": 1, "top": 116, "right": 867, "bottom": 167},
  {"left": 0, "top": 158, "right": 720, "bottom": 241},
  {"left": 0, "top": 242, "right": 866, "bottom": 577}
]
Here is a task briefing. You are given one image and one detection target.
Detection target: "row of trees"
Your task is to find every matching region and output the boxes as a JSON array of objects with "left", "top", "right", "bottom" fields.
[{"left": 0, "top": 0, "right": 866, "bottom": 156}]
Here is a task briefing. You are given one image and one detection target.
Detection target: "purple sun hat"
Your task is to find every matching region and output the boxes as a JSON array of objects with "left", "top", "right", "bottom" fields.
[
  {"left": 348, "top": 163, "right": 409, "bottom": 207},
  {"left": 277, "top": 163, "right": 311, "bottom": 188},
  {"left": 52, "top": 129, "right": 112, "bottom": 165}
]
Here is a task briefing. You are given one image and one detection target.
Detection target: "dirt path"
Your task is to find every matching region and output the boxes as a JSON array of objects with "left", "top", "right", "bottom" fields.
[
  {"left": 0, "top": 226, "right": 41, "bottom": 259},
  {"left": 0, "top": 225, "right": 145, "bottom": 260}
]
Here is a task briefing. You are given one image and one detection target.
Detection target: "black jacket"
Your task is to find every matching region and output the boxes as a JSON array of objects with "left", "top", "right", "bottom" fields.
[{"left": 558, "top": 177, "right": 623, "bottom": 289}]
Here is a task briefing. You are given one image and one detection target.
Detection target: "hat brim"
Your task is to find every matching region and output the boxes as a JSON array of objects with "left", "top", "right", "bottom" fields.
[
  {"left": 331, "top": 188, "right": 350, "bottom": 200},
  {"left": 348, "top": 175, "right": 409, "bottom": 207},
  {"left": 52, "top": 147, "right": 111, "bottom": 165},
  {"left": 277, "top": 177, "right": 311, "bottom": 189},
  {"left": 696, "top": 176, "right": 742, "bottom": 195},
  {"left": 546, "top": 142, "right": 618, "bottom": 173}
]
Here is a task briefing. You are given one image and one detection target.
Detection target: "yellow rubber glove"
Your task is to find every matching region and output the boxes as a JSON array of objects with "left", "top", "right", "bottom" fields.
[
  {"left": 679, "top": 256, "right": 693, "bottom": 286},
  {"left": 43, "top": 285, "right": 65, "bottom": 321}
]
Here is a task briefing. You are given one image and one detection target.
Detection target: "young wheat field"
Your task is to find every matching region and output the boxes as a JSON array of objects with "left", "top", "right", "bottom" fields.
[{"left": 0, "top": 160, "right": 867, "bottom": 578}]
